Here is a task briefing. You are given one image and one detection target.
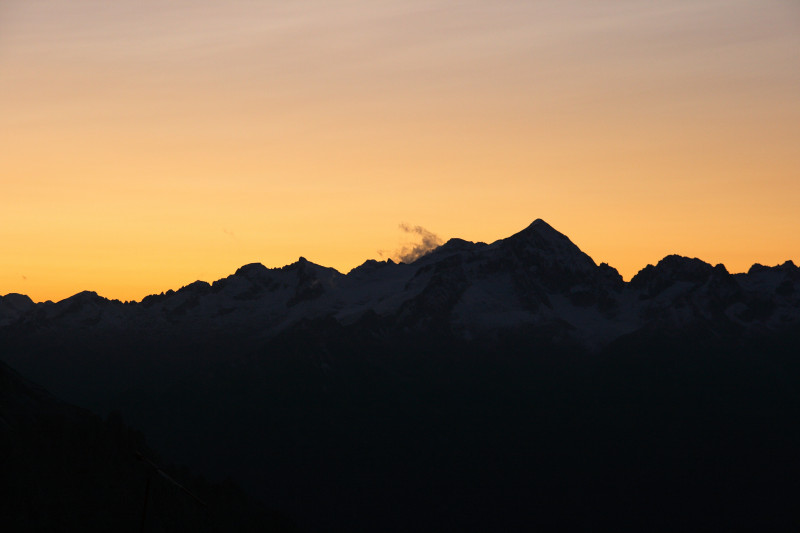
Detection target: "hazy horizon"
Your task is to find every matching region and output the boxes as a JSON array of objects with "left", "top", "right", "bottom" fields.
[{"left": 2, "top": 0, "right": 798, "bottom": 302}]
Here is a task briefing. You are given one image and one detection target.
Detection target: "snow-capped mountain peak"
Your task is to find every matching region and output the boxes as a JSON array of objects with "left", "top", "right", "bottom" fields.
[{"left": 2, "top": 219, "right": 797, "bottom": 347}]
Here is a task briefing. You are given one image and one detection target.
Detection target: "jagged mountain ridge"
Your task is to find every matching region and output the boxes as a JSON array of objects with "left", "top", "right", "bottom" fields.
[{"left": 1, "top": 218, "right": 798, "bottom": 347}]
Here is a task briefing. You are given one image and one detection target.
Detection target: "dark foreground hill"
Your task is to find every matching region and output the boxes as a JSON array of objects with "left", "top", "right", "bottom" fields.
[
  {"left": 1, "top": 219, "right": 799, "bottom": 531},
  {"left": 0, "top": 359, "right": 298, "bottom": 532}
]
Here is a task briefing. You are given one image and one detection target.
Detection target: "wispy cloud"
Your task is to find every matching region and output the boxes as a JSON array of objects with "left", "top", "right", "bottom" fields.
[{"left": 385, "top": 223, "right": 443, "bottom": 263}]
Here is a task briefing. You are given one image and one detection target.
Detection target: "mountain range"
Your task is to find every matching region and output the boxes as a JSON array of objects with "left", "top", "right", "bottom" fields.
[
  {"left": 2, "top": 219, "right": 798, "bottom": 347},
  {"left": 2, "top": 219, "right": 799, "bottom": 532}
]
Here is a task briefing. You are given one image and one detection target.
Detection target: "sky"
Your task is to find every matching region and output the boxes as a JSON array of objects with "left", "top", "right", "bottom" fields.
[{"left": 1, "top": 0, "right": 798, "bottom": 303}]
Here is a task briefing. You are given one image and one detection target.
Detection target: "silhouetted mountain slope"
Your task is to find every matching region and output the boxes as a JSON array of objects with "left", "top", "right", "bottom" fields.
[
  {"left": 0, "top": 360, "right": 298, "bottom": 532},
  {"left": 2, "top": 219, "right": 799, "bottom": 531}
]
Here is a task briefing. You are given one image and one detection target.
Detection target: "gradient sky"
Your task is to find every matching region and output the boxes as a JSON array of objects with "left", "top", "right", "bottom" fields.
[{"left": 2, "top": 0, "right": 798, "bottom": 303}]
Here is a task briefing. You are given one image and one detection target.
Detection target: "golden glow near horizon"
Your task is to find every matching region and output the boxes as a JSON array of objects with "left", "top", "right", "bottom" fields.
[{"left": 1, "top": 1, "right": 798, "bottom": 303}]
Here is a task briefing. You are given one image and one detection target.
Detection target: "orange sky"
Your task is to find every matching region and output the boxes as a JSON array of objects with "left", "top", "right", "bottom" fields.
[{"left": 1, "top": 0, "right": 798, "bottom": 303}]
